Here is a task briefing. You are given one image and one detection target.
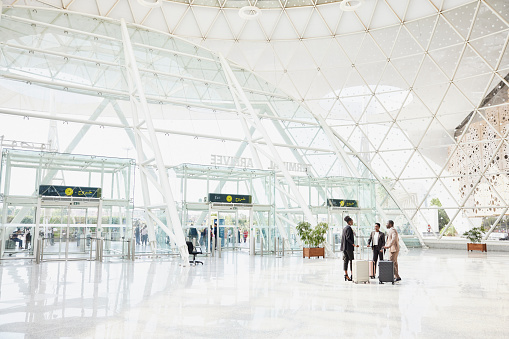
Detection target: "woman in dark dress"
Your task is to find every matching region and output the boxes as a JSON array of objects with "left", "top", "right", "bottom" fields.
[{"left": 340, "top": 215, "right": 359, "bottom": 281}]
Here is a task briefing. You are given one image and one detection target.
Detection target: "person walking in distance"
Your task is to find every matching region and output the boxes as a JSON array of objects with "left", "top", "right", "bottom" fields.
[
  {"left": 340, "top": 215, "right": 359, "bottom": 281},
  {"left": 367, "top": 223, "right": 385, "bottom": 278},
  {"left": 383, "top": 220, "right": 401, "bottom": 282}
]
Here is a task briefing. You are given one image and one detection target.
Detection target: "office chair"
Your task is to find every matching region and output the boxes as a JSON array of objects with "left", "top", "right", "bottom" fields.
[{"left": 186, "top": 241, "right": 203, "bottom": 265}]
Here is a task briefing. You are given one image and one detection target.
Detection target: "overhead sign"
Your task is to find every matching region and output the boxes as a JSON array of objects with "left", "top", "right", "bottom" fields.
[
  {"left": 327, "top": 199, "right": 358, "bottom": 208},
  {"left": 208, "top": 193, "right": 252, "bottom": 204},
  {"left": 39, "top": 185, "right": 102, "bottom": 198}
]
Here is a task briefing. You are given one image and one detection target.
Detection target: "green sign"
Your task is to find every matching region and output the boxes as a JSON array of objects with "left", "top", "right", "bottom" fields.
[
  {"left": 208, "top": 193, "right": 252, "bottom": 204},
  {"left": 327, "top": 199, "right": 358, "bottom": 208},
  {"left": 39, "top": 185, "right": 102, "bottom": 198}
]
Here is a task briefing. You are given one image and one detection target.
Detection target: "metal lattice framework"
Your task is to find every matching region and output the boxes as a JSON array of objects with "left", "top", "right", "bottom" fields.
[{"left": 1, "top": 0, "right": 509, "bottom": 243}]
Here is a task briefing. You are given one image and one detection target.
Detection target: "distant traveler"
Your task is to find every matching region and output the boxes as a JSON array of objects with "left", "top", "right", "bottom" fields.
[
  {"left": 383, "top": 220, "right": 401, "bottom": 282},
  {"left": 367, "top": 223, "right": 385, "bottom": 278},
  {"left": 340, "top": 215, "right": 359, "bottom": 282}
]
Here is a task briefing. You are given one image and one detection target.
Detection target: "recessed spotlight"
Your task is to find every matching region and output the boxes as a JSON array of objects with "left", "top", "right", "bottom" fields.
[
  {"left": 136, "top": 0, "right": 162, "bottom": 8},
  {"left": 340, "top": 0, "right": 364, "bottom": 12},
  {"left": 239, "top": 6, "right": 261, "bottom": 20}
]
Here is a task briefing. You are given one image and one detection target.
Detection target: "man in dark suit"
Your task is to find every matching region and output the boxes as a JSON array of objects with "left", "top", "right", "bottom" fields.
[{"left": 367, "top": 223, "right": 385, "bottom": 278}]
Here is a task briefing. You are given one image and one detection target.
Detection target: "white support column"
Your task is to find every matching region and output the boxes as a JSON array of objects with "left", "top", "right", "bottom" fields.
[
  {"left": 219, "top": 54, "right": 317, "bottom": 227},
  {"left": 120, "top": 19, "right": 189, "bottom": 264}
]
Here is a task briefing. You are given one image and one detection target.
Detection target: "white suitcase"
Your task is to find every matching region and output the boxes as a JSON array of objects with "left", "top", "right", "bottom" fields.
[
  {"left": 352, "top": 242, "right": 369, "bottom": 284},
  {"left": 352, "top": 260, "right": 370, "bottom": 284}
]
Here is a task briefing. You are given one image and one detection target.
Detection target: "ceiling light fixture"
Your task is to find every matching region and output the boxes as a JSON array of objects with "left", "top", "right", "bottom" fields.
[
  {"left": 340, "top": 0, "right": 363, "bottom": 12},
  {"left": 239, "top": 6, "right": 261, "bottom": 20},
  {"left": 136, "top": 0, "right": 162, "bottom": 8}
]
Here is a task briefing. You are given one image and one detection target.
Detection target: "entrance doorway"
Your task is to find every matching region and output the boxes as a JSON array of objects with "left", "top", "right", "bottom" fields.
[{"left": 36, "top": 198, "right": 102, "bottom": 261}]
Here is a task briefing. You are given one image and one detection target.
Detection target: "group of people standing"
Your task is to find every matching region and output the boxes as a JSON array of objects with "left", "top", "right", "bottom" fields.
[
  {"left": 340, "top": 215, "right": 401, "bottom": 282},
  {"left": 134, "top": 225, "right": 149, "bottom": 246}
]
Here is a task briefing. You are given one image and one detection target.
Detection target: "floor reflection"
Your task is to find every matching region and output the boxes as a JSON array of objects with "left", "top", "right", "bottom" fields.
[{"left": 0, "top": 249, "right": 508, "bottom": 338}]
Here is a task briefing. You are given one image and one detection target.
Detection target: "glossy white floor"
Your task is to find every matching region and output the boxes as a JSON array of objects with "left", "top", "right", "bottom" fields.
[{"left": 0, "top": 249, "right": 507, "bottom": 338}]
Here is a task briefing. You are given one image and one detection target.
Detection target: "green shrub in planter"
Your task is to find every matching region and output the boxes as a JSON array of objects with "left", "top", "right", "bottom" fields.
[
  {"left": 296, "top": 221, "right": 329, "bottom": 248},
  {"left": 463, "top": 227, "right": 485, "bottom": 243}
]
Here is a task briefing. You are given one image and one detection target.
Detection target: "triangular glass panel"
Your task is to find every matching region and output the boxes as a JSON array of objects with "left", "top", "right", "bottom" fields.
[
  {"left": 347, "top": 126, "right": 368, "bottom": 151},
  {"left": 470, "top": 1, "right": 509, "bottom": 40},
  {"left": 330, "top": 121, "right": 357, "bottom": 141},
  {"left": 390, "top": 54, "right": 425, "bottom": 85},
  {"left": 428, "top": 43, "right": 464, "bottom": 80},
  {"left": 426, "top": 177, "right": 460, "bottom": 208},
  {"left": 336, "top": 32, "right": 366, "bottom": 62},
  {"left": 95, "top": 0, "right": 122, "bottom": 18},
  {"left": 397, "top": 92, "right": 434, "bottom": 121},
  {"left": 207, "top": 11, "right": 235, "bottom": 40},
  {"left": 356, "top": 61, "right": 387, "bottom": 87},
  {"left": 469, "top": 31, "right": 509, "bottom": 70},
  {"left": 191, "top": 6, "right": 219, "bottom": 38},
  {"left": 405, "top": 0, "right": 438, "bottom": 21},
  {"left": 376, "top": 60, "right": 410, "bottom": 91},
  {"left": 316, "top": 4, "right": 342, "bottom": 34},
  {"left": 238, "top": 19, "right": 268, "bottom": 41},
  {"left": 355, "top": 35, "right": 387, "bottom": 64},
  {"left": 339, "top": 67, "right": 369, "bottom": 97},
  {"left": 325, "top": 67, "right": 356, "bottom": 95},
  {"left": 358, "top": 121, "right": 393, "bottom": 150},
  {"left": 286, "top": 42, "right": 317, "bottom": 71},
  {"left": 404, "top": 15, "right": 438, "bottom": 50},
  {"left": 275, "top": 73, "right": 301, "bottom": 99},
  {"left": 305, "top": 72, "right": 334, "bottom": 100},
  {"left": 353, "top": 0, "right": 378, "bottom": 28},
  {"left": 285, "top": 7, "right": 313, "bottom": 38},
  {"left": 436, "top": 86, "right": 475, "bottom": 118},
  {"left": 396, "top": 116, "right": 433, "bottom": 147},
  {"left": 361, "top": 94, "right": 399, "bottom": 123},
  {"left": 336, "top": 11, "right": 366, "bottom": 35},
  {"left": 378, "top": 128, "right": 414, "bottom": 150},
  {"left": 303, "top": 38, "right": 334, "bottom": 69},
  {"left": 173, "top": 9, "right": 202, "bottom": 37},
  {"left": 399, "top": 150, "right": 437, "bottom": 179},
  {"left": 271, "top": 12, "right": 300, "bottom": 40},
  {"left": 253, "top": 44, "right": 283, "bottom": 72},
  {"left": 455, "top": 45, "right": 493, "bottom": 80},
  {"left": 226, "top": 44, "right": 250, "bottom": 71},
  {"left": 412, "top": 82, "right": 450, "bottom": 114},
  {"left": 413, "top": 55, "right": 450, "bottom": 88},
  {"left": 287, "top": 69, "right": 318, "bottom": 98},
  {"left": 421, "top": 117, "right": 458, "bottom": 150},
  {"left": 384, "top": 0, "right": 408, "bottom": 22},
  {"left": 369, "top": 153, "right": 395, "bottom": 179},
  {"left": 257, "top": 9, "right": 283, "bottom": 38},
  {"left": 321, "top": 38, "right": 351, "bottom": 69},
  {"left": 239, "top": 41, "right": 271, "bottom": 69},
  {"left": 454, "top": 73, "right": 495, "bottom": 107},
  {"left": 391, "top": 27, "right": 425, "bottom": 58},
  {"left": 272, "top": 41, "right": 300, "bottom": 70},
  {"left": 369, "top": 26, "right": 400, "bottom": 58},
  {"left": 370, "top": 0, "right": 401, "bottom": 27},
  {"left": 442, "top": 1, "right": 478, "bottom": 40},
  {"left": 429, "top": 15, "right": 464, "bottom": 51},
  {"left": 484, "top": 0, "right": 509, "bottom": 27},
  {"left": 303, "top": 8, "right": 331, "bottom": 38},
  {"left": 223, "top": 7, "right": 248, "bottom": 39}
]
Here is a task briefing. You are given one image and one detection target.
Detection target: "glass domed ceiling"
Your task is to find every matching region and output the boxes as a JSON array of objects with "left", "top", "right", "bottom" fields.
[{"left": 1, "top": 0, "right": 509, "bottom": 241}]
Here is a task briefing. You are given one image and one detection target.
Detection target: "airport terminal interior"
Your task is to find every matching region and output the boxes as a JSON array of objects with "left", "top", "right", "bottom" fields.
[{"left": 0, "top": 0, "right": 508, "bottom": 337}]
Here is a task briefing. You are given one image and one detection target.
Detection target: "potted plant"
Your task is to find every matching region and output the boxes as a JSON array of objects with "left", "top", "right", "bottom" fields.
[
  {"left": 463, "top": 227, "right": 487, "bottom": 252},
  {"left": 296, "top": 221, "right": 329, "bottom": 258}
]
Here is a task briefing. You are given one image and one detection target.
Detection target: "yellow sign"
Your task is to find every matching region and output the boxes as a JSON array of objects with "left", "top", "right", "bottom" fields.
[
  {"left": 226, "top": 195, "right": 233, "bottom": 202},
  {"left": 340, "top": 200, "right": 345, "bottom": 207},
  {"left": 65, "top": 188, "right": 74, "bottom": 196}
]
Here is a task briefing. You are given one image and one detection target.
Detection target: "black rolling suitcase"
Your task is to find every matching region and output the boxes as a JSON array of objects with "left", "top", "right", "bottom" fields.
[{"left": 378, "top": 260, "right": 394, "bottom": 284}]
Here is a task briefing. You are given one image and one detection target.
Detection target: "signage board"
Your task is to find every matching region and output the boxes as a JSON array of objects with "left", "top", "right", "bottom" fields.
[
  {"left": 39, "top": 185, "right": 102, "bottom": 198},
  {"left": 208, "top": 193, "right": 252, "bottom": 204},
  {"left": 327, "top": 199, "right": 358, "bottom": 208}
]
